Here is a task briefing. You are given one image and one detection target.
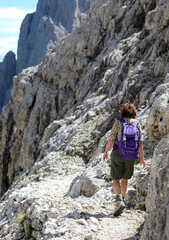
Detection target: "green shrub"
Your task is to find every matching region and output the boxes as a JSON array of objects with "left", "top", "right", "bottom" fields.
[{"left": 17, "top": 213, "right": 28, "bottom": 225}]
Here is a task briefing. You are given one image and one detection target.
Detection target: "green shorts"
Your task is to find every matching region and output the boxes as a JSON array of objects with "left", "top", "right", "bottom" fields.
[{"left": 110, "top": 148, "right": 135, "bottom": 180}]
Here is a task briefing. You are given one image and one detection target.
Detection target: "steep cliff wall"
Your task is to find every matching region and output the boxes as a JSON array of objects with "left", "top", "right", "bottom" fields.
[
  {"left": 0, "top": 51, "right": 16, "bottom": 113},
  {"left": 140, "top": 83, "right": 169, "bottom": 240},
  {"left": 0, "top": 0, "right": 92, "bottom": 120},
  {"left": 0, "top": 0, "right": 169, "bottom": 239},
  {"left": 17, "top": 0, "right": 93, "bottom": 73},
  {"left": 0, "top": 0, "right": 167, "bottom": 195}
]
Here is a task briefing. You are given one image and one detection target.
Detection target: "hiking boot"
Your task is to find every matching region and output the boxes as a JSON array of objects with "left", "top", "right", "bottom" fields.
[
  {"left": 122, "top": 196, "right": 125, "bottom": 203},
  {"left": 113, "top": 194, "right": 125, "bottom": 217}
]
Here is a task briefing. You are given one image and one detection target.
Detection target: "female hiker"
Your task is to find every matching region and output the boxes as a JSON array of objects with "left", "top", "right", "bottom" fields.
[{"left": 103, "top": 103, "right": 145, "bottom": 216}]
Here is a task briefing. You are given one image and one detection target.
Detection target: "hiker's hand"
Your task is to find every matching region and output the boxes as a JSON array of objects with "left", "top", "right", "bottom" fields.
[
  {"left": 140, "top": 158, "right": 145, "bottom": 168},
  {"left": 103, "top": 151, "right": 108, "bottom": 162}
]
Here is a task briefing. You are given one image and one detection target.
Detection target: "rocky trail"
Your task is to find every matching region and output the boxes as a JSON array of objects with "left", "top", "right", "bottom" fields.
[{"left": 0, "top": 151, "right": 148, "bottom": 240}]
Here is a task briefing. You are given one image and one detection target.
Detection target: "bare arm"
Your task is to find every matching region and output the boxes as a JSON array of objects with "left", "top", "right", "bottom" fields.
[
  {"left": 103, "top": 139, "right": 114, "bottom": 161},
  {"left": 139, "top": 144, "right": 145, "bottom": 167}
]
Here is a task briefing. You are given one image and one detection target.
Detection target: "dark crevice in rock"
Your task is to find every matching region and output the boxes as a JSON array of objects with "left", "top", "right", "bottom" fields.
[
  {"left": 115, "top": 17, "right": 123, "bottom": 34},
  {"left": 29, "top": 94, "right": 37, "bottom": 111},
  {"left": 55, "top": 96, "right": 59, "bottom": 114},
  {"left": 133, "top": 12, "right": 146, "bottom": 29},
  {"left": 1, "top": 111, "right": 14, "bottom": 195},
  {"left": 149, "top": 1, "right": 157, "bottom": 11},
  {"left": 139, "top": 29, "right": 150, "bottom": 40},
  {"left": 92, "top": 33, "right": 107, "bottom": 60},
  {"left": 26, "top": 13, "right": 35, "bottom": 38}
]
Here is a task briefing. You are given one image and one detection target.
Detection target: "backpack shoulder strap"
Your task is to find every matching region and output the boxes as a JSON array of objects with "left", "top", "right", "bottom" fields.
[
  {"left": 117, "top": 118, "right": 125, "bottom": 124},
  {"left": 132, "top": 120, "right": 139, "bottom": 126}
]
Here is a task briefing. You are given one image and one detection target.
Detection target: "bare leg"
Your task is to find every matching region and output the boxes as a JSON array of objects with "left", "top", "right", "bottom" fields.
[
  {"left": 113, "top": 179, "right": 125, "bottom": 217},
  {"left": 113, "top": 180, "right": 121, "bottom": 195},
  {"left": 121, "top": 178, "right": 127, "bottom": 197}
]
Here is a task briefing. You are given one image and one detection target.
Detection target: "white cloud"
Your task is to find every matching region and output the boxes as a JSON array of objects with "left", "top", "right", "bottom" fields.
[
  {"left": 0, "top": 7, "right": 34, "bottom": 19},
  {"left": 0, "top": 37, "right": 18, "bottom": 61},
  {"left": 0, "top": 19, "right": 22, "bottom": 34},
  {"left": 0, "top": 7, "right": 35, "bottom": 61}
]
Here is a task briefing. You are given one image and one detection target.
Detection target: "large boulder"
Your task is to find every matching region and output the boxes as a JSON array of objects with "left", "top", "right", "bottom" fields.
[
  {"left": 146, "top": 83, "right": 169, "bottom": 139},
  {"left": 69, "top": 171, "right": 105, "bottom": 198}
]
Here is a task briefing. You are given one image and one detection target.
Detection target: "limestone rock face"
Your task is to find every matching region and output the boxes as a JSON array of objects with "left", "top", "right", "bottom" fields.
[
  {"left": 146, "top": 83, "right": 169, "bottom": 139},
  {"left": 0, "top": 0, "right": 168, "bottom": 196},
  {"left": 0, "top": 0, "right": 92, "bottom": 114},
  {"left": 140, "top": 82, "right": 169, "bottom": 239},
  {"left": 0, "top": 51, "right": 16, "bottom": 113},
  {"left": 17, "top": 0, "right": 93, "bottom": 73},
  {"left": 0, "top": 0, "right": 169, "bottom": 239},
  {"left": 140, "top": 135, "right": 169, "bottom": 240}
]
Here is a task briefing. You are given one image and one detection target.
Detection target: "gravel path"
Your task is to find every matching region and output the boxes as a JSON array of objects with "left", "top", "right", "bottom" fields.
[{"left": 0, "top": 153, "right": 146, "bottom": 240}]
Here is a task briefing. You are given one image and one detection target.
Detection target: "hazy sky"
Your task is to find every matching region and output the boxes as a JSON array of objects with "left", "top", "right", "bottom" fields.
[{"left": 0, "top": 0, "right": 38, "bottom": 61}]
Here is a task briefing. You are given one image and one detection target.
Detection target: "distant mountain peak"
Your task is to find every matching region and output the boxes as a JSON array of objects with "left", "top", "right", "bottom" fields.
[{"left": 17, "top": 0, "right": 93, "bottom": 74}]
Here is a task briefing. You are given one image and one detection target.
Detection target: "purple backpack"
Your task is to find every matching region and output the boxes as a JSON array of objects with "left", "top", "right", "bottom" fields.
[{"left": 117, "top": 118, "right": 141, "bottom": 160}]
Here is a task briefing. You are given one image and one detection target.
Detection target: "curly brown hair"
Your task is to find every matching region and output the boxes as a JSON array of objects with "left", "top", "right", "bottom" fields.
[{"left": 120, "top": 103, "right": 137, "bottom": 119}]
